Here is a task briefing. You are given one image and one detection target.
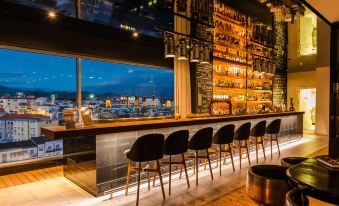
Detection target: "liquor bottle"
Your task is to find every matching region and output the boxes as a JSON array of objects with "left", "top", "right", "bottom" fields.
[{"left": 151, "top": 95, "right": 156, "bottom": 108}]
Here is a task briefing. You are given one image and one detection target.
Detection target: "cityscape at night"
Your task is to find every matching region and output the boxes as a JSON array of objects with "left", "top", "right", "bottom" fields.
[{"left": 0, "top": 48, "right": 174, "bottom": 163}]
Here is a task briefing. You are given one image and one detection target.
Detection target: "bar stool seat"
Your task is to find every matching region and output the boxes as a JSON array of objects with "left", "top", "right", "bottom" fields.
[
  {"left": 266, "top": 119, "right": 282, "bottom": 158},
  {"left": 157, "top": 130, "right": 190, "bottom": 195},
  {"left": 281, "top": 157, "right": 309, "bottom": 168},
  {"left": 285, "top": 190, "right": 309, "bottom": 206},
  {"left": 234, "top": 122, "right": 251, "bottom": 169},
  {"left": 187, "top": 127, "right": 214, "bottom": 186},
  {"left": 250, "top": 120, "right": 267, "bottom": 163},
  {"left": 125, "top": 133, "right": 166, "bottom": 206},
  {"left": 206, "top": 124, "right": 236, "bottom": 175},
  {"left": 246, "top": 165, "right": 290, "bottom": 206}
]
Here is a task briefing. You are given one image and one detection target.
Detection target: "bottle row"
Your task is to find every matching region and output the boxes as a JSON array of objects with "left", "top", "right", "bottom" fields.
[
  {"left": 251, "top": 24, "right": 274, "bottom": 47},
  {"left": 214, "top": 46, "right": 247, "bottom": 63},
  {"left": 214, "top": 32, "right": 246, "bottom": 50},
  {"left": 213, "top": 63, "right": 246, "bottom": 77},
  {"left": 213, "top": 78, "right": 246, "bottom": 89},
  {"left": 213, "top": 91, "right": 272, "bottom": 102},
  {"left": 211, "top": 102, "right": 231, "bottom": 115},
  {"left": 214, "top": 20, "right": 246, "bottom": 38},
  {"left": 214, "top": 3, "right": 247, "bottom": 24}
]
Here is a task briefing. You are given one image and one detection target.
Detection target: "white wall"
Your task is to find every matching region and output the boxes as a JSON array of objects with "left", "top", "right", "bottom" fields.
[
  {"left": 287, "top": 68, "right": 330, "bottom": 135},
  {"left": 315, "top": 67, "right": 330, "bottom": 135}
]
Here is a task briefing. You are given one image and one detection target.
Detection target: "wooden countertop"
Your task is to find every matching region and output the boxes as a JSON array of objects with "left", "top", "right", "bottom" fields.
[{"left": 41, "top": 112, "right": 304, "bottom": 139}]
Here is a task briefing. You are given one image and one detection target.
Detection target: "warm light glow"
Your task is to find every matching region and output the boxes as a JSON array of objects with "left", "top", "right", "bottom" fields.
[
  {"left": 48, "top": 11, "right": 57, "bottom": 19},
  {"left": 133, "top": 32, "right": 139, "bottom": 37}
]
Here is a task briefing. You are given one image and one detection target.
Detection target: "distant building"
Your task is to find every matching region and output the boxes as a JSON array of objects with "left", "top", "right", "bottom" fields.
[
  {"left": 31, "top": 136, "right": 63, "bottom": 158},
  {"left": 36, "top": 104, "right": 60, "bottom": 118},
  {"left": 0, "top": 140, "right": 37, "bottom": 164},
  {"left": 0, "top": 114, "right": 58, "bottom": 143},
  {"left": 0, "top": 97, "right": 37, "bottom": 114}
]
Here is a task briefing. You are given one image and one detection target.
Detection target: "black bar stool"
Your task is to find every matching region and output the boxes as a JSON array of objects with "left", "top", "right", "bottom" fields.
[
  {"left": 159, "top": 130, "right": 190, "bottom": 195},
  {"left": 250, "top": 120, "right": 267, "bottom": 163},
  {"left": 187, "top": 127, "right": 213, "bottom": 186},
  {"left": 265, "top": 119, "right": 282, "bottom": 158},
  {"left": 234, "top": 122, "right": 251, "bottom": 169},
  {"left": 125, "top": 134, "right": 165, "bottom": 206},
  {"left": 207, "top": 124, "right": 236, "bottom": 175}
]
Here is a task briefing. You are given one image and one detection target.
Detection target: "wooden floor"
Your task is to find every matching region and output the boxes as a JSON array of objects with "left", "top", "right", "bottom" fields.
[
  {"left": 0, "top": 134, "right": 330, "bottom": 206},
  {"left": 0, "top": 166, "right": 63, "bottom": 189}
]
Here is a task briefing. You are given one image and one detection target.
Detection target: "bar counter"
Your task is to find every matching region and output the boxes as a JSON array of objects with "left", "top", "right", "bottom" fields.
[{"left": 41, "top": 112, "right": 304, "bottom": 196}]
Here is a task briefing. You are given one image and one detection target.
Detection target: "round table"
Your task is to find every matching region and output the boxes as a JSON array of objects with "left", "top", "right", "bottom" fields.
[{"left": 286, "top": 157, "right": 339, "bottom": 204}]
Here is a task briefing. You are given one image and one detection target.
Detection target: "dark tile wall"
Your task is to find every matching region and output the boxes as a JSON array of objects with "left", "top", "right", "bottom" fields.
[{"left": 95, "top": 114, "right": 303, "bottom": 196}]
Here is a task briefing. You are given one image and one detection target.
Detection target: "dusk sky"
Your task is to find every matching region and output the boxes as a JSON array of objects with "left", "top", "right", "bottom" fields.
[{"left": 0, "top": 48, "right": 174, "bottom": 97}]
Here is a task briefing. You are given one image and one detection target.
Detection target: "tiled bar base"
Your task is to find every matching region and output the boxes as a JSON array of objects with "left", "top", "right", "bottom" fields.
[{"left": 88, "top": 114, "right": 303, "bottom": 196}]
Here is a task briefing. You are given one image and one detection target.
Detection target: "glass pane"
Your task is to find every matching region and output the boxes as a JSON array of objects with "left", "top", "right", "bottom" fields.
[
  {"left": 0, "top": 48, "right": 76, "bottom": 163},
  {"left": 5, "top": 0, "right": 76, "bottom": 17},
  {"left": 80, "top": 0, "right": 173, "bottom": 37},
  {"left": 81, "top": 59, "right": 174, "bottom": 119}
]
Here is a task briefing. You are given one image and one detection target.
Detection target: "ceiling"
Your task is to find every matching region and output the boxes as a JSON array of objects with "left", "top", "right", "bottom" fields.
[{"left": 305, "top": 0, "right": 339, "bottom": 23}]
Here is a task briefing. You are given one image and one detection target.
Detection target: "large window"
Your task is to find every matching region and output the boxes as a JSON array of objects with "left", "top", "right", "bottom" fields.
[
  {"left": 0, "top": 48, "right": 174, "bottom": 164},
  {"left": 82, "top": 59, "right": 174, "bottom": 119}
]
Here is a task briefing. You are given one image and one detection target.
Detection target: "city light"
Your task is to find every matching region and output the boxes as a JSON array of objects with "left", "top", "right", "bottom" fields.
[
  {"left": 89, "top": 94, "right": 95, "bottom": 99},
  {"left": 133, "top": 32, "right": 139, "bottom": 37},
  {"left": 47, "top": 11, "right": 57, "bottom": 19}
]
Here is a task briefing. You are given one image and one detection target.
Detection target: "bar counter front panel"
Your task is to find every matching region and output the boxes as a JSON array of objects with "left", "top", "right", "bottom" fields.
[{"left": 42, "top": 112, "right": 303, "bottom": 196}]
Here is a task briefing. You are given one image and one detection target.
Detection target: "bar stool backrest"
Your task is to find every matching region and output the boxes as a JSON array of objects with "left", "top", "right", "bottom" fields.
[
  {"left": 127, "top": 134, "right": 165, "bottom": 162},
  {"left": 188, "top": 127, "right": 213, "bottom": 150},
  {"left": 212, "top": 124, "right": 235, "bottom": 144},
  {"left": 266, "top": 119, "right": 281, "bottom": 134},
  {"left": 250, "top": 120, "right": 267, "bottom": 137},
  {"left": 164, "top": 130, "right": 189, "bottom": 155},
  {"left": 234, "top": 122, "right": 251, "bottom": 140}
]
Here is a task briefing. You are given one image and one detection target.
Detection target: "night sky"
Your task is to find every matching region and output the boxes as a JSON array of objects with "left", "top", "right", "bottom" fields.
[{"left": 0, "top": 49, "right": 174, "bottom": 98}]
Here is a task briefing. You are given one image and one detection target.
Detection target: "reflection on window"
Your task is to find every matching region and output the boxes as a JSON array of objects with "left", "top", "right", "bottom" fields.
[
  {"left": 6, "top": 0, "right": 76, "bottom": 17},
  {"left": 80, "top": 0, "right": 173, "bottom": 37},
  {"left": 0, "top": 48, "right": 73, "bottom": 163},
  {"left": 6, "top": 0, "right": 173, "bottom": 38},
  {"left": 299, "top": 8, "right": 317, "bottom": 56},
  {"left": 81, "top": 59, "right": 174, "bottom": 119}
]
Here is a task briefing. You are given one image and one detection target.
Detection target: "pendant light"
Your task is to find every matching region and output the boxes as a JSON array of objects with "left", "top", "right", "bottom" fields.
[
  {"left": 190, "top": 41, "right": 200, "bottom": 63},
  {"left": 164, "top": 33, "right": 175, "bottom": 58},
  {"left": 200, "top": 45, "right": 210, "bottom": 64},
  {"left": 177, "top": 38, "right": 189, "bottom": 60}
]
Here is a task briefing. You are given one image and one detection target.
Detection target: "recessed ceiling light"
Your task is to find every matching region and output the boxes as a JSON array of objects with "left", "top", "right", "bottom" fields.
[{"left": 133, "top": 32, "right": 139, "bottom": 37}]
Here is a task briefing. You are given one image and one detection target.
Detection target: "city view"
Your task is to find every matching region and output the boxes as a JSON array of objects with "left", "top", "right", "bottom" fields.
[{"left": 0, "top": 48, "right": 174, "bottom": 163}]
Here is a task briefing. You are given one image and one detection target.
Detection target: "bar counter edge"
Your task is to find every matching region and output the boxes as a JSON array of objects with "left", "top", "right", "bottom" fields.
[{"left": 41, "top": 112, "right": 304, "bottom": 139}]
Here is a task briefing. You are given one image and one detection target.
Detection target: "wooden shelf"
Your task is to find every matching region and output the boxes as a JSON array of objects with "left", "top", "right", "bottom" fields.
[
  {"left": 250, "top": 40, "right": 274, "bottom": 49},
  {"left": 213, "top": 72, "right": 247, "bottom": 80},
  {"left": 214, "top": 27, "right": 246, "bottom": 40},
  {"left": 250, "top": 52, "right": 274, "bottom": 60},
  {"left": 214, "top": 41, "right": 247, "bottom": 52},
  {"left": 248, "top": 89, "right": 272, "bottom": 93},
  {"left": 213, "top": 56, "right": 251, "bottom": 67},
  {"left": 213, "top": 13, "right": 246, "bottom": 28}
]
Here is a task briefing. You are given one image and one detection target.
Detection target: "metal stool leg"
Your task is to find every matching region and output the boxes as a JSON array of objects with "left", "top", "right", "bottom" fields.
[
  {"left": 136, "top": 162, "right": 141, "bottom": 206},
  {"left": 229, "top": 144, "right": 235, "bottom": 172},
  {"left": 156, "top": 160, "right": 166, "bottom": 199},
  {"left": 206, "top": 149, "right": 214, "bottom": 180},
  {"left": 181, "top": 154, "right": 190, "bottom": 188},
  {"left": 125, "top": 161, "right": 131, "bottom": 196}
]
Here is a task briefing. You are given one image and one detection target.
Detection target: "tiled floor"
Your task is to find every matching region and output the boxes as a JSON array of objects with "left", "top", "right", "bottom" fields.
[{"left": 0, "top": 134, "right": 329, "bottom": 206}]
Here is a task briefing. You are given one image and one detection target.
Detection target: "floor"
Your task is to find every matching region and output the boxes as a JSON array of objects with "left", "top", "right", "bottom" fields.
[{"left": 0, "top": 134, "right": 329, "bottom": 206}]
